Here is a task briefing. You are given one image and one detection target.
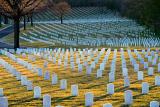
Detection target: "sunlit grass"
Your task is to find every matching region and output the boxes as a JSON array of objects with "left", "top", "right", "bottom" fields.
[{"left": 0, "top": 49, "right": 160, "bottom": 107}]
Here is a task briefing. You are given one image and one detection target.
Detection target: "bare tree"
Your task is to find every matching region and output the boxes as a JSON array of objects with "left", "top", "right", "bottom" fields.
[
  {"left": 54, "top": 1, "right": 71, "bottom": 24},
  {"left": 0, "top": 15, "right": 2, "bottom": 27},
  {"left": 0, "top": 0, "right": 47, "bottom": 49}
]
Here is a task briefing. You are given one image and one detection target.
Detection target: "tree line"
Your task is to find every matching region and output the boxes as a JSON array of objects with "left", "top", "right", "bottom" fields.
[{"left": 106, "top": 0, "right": 160, "bottom": 35}]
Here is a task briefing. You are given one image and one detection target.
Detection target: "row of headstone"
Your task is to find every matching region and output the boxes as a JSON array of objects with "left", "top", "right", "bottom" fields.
[{"left": 0, "top": 58, "right": 33, "bottom": 91}]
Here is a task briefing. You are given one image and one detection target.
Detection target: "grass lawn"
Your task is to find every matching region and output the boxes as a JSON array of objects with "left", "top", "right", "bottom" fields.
[{"left": 0, "top": 48, "right": 160, "bottom": 106}]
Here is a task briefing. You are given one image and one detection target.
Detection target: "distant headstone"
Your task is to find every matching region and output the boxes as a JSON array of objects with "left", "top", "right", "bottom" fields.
[
  {"left": 27, "top": 80, "right": 33, "bottom": 91},
  {"left": 86, "top": 66, "right": 92, "bottom": 75},
  {"left": 78, "top": 64, "right": 83, "bottom": 72},
  {"left": 144, "top": 62, "right": 148, "bottom": 69},
  {"left": 134, "top": 64, "right": 139, "bottom": 72},
  {"left": 137, "top": 71, "right": 143, "bottom": 80},
  {"left": 52, "top": 73, "right": 58, "bottom": 85},
  {"left": 124, "top": 77, "right": 130, "bottom": 87},
  {"left": 158, "top": 63, "right": 160, "bottom": 72},
  {"left": 100, "top": 63, "right": 105, "bottom": 71},
  {"left": 97, "top": 69, "right": 102, "bottom": 78},
  {"left": 16, "top": 72, "right": 21, "bottom": 80},
  {"left": 122, "top": 68, "right": 128, "bottom": 77},
  {"left": 58, "top": 59, "right": 62, "bottom": 66},
  {"left": 148, "top": 67, "right": 154, "bottom": 76},
  {"left": 109, "top": 72, "right": 115, "bottom": 82},
  {"left": 38, "top": 68, "right": 43, "bottom": 76},
  {"left": 44, "top": 71, "right": 50, "bottom": 80},
  {"left": 85, "top": 92, "right": 94, "bottom": 106},
  {"left": 21, "top": 76, "right": 27, "bottom": 86},
  {"left": 44, "top": 61, "right": 48, "bottom": 68},
  {"left": 91, "top": 62, "right": 96, "bottom": 69},
  {"left": 148, "top": 56, "right": 152, "bottom": 62}
]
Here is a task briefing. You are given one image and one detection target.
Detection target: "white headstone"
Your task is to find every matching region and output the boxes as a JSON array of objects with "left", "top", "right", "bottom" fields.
[
  {"left": 103, "top": 103, "right": 112, "bottom": 107},
  {"left": 122, "top": 68, "right": 128, "bottom": 77},
  {"left": 44, "top": 71, "right": 50, "bottom": 80},
  {"left": 64, "top": 61, "right": 68, "bottom": 69},
  {"left": 137, "top": 71, "right": 143, "bottom": 80},
  {"left": 158, "top": 63, "right": 160, "bottom": 72},
  {"left": 0, "top": 88, "right": 3, "bottom": 97},
  {"left": 109, "top": 72, "right": 115, "bottom": 82},
  {"left": 100, "top": 63, "right": 105, "bottom": 71},
  {"left": 91, "top": 62, "right": 96, "bottom": 69},
  {"left": 34, "top": 86, "right": 41, "bottom": 98},
  {"left": 53, "top": 57, "right": 56, "bottom": 64},
  {"left": 155, "top": 76, "right": 160, "bottom": 86},
  {"left": 97, "top": 69, "right": 102, "bottom": 78},
  {"left": 124, "top": 77, "right": 130, "bottom": 87},
  {"left": 38, "top": 68, "right": 43, "bottom": 76},
  {"left": 43, "top": 94, "right": 51, "bottom": 107},
  {"left": 142, "top": 82, "right": 149, "bottom": 94},
  {"left": 16, "top": 72, "right": 21, "bottom": 80},
  {"left": 152, "top": 59, "right": 157, "bottom": 66},
  {"left": 58, "top": 59, "right": 62, "bottom": 66},
  {"left": 27, "top": 64, "right": 32, "bottom": 70},
  {"left": 0, "top": 97, "right": 8, "bottom": 107},
  {"left": 107, "top": 83, "right": 114, "bottom": 95},
  {"left": 150, "top": 101, "right": 159, "bottom": 107},
  {"left": 85, "top": 92, "right": 94, "bottom": 106},
  {"left": 71, "top": 85, "right": 78, "bottom": 96},
  {"left": 86, "top": 66, "right": 92, "bottom": 75},
  {"left": 144, "top": 62, "right": 148, "bottom": 69},
  {"left": 21, "top": 76, "right": 27, "bottom": 86},
  {"left": 52, "top": 73, "right": 58, "bottom": 85},
  {"left": 134, "top": 64, "right": 139, "bottom": 72},
  {"left": 78, "top": 64, "right": 83, "bottom": 72},
  {"left": 148, "top": 67, "right": 154, "bottom": 76},
  {"left": 27, "top": 80, "right": 33, "bottom": 91},
  {"left": 76, "top": 58, "right": 80, "bottom": 64},
  {"left": 70, "top": 62, "right": 75, "bottom": 71},
  {"left": 60, "top": 79, "right": 67, "bottom": 90},
  {"left": 44, "top": 61, "right": 48, "bottom": 68},
  {"left": 148, "top": 56, "right": 152, "bottom": 62},
  {"left": 124, "top": 90, "right": 133, "bottom": 105}
]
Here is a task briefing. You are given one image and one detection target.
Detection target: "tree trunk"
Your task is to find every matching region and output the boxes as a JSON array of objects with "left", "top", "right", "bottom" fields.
[
  {"left": 4, "top": 16, "right": 8, "bottom": 24},
  {"left": 60, "top": 15, "right": 63, "bottom": 24},
  {"left": 0, "top": 15, "right": 2, "bottom": 27},
  {"left": 14, "top": 18, "right": 20, "bottom": 49},
  {"left": 31, "top": 15, "right": 33, "bottom": 26},
  {"left": 27, "top": 16, "right": 30, "bottom": 22},
  {"left": 24, "top": 16, "right": 26, "bottom": 30}
]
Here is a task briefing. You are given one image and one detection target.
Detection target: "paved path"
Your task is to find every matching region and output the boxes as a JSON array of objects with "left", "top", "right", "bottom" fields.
[{"left": 0, "top": 24, "right": 23, "bottom": 48}]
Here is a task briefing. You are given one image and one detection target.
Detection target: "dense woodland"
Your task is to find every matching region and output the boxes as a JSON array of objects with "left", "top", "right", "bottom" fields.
[
  {"left": 68, "top": 0, "right": 160, "bottom": 35},
  {"left": 106, "top": 0, "right": 160, "bottom": 35}
]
